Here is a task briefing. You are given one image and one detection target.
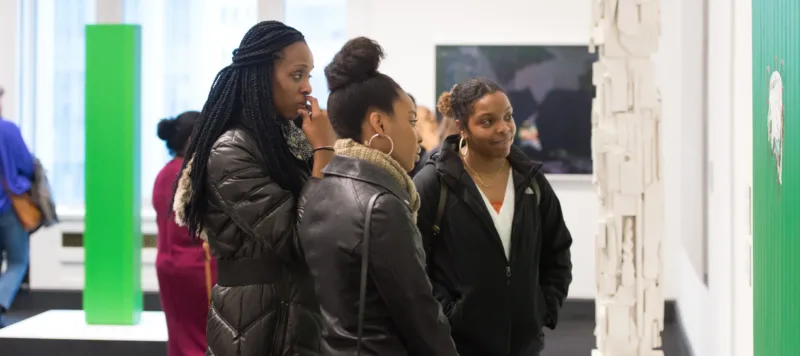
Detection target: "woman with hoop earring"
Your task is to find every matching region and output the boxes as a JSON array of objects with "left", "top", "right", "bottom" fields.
[
  {"left": 413, "top": 79, "right": 573, "bottom": 356},
  {"left": 299, "top": 37, "right": 458, "bottom": 355}
]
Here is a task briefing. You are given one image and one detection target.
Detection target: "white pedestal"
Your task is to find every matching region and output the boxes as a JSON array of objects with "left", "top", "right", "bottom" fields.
[
  {"left": 0, "top": 310, "right": 167, "bottom": 356},
  {"left": 591, "top": 350, "right": 664, "bottom": 356}
]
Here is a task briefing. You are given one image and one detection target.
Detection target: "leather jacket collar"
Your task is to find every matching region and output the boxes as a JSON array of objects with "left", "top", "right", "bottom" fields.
[{"left": 323, "top": 155, "right": 412, "bottom": 205}]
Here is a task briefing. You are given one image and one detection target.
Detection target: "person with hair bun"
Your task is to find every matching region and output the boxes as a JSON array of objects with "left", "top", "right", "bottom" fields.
[
  {"left": 171, "top": 21, "right": 334, "bottom": 356},
  {"left": 413, "top": 78, "right": 574, "bottom": 356},
  {"left": 299, "top": 37, "right": 458, "bottom": 356},
  {"left": 153, "top": 110, "right": 215, "bottom": 356}
]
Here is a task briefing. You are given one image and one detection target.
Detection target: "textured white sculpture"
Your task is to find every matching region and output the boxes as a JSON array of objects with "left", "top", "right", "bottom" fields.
[{"left": 589, "top": 0, "right": 664, "bottom": 355}]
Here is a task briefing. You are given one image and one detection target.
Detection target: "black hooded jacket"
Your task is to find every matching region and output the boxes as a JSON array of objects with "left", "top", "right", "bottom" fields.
[{"left": 413, "top": 135, "right": 573, "bottom": 356}]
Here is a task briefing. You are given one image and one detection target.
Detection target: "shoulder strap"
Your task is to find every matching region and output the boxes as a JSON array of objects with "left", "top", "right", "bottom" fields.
[
  {"left": 432, "top": 177, "right": 448, "bottom": 236},
  {"left": 532, "top": 178, "right": 541, "bottom": 206},
  {"left": 357, "top": 192, "right": 386, "bottom": 356},
  {"left": 202, "top": 242, "right": 213, "bottom": 305}
]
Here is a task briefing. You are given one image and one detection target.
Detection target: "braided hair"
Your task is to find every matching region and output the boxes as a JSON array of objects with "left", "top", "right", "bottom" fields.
[{"left": 175, "top": 21, "right": 306, "bottom": 239}]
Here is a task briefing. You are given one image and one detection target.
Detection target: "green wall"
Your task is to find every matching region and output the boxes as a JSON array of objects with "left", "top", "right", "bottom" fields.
[
  {"left": 753, "top": 1, "right": 800, "bottom": 354},
  {"left": 83, "top": 24, "right": 142, "bottom": 325}
]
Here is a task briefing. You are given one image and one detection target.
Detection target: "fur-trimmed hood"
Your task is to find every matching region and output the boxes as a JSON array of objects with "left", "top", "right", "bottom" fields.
[{"left": 172, "top": 155, "right": 208, "bottom": 240}]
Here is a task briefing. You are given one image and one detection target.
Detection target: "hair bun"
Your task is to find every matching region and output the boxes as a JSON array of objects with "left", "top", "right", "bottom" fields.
[
  {"left": 437, "top": 91, "right": 453, "bottom": 118},
  {"left": 157, "top": 118, "right": 178, "bottom": 142},
  {"left": 325, "top": 37, "right": 384, "bottom": 92}
]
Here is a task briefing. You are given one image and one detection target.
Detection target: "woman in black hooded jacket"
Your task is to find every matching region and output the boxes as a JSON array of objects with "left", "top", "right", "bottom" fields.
[{"left": 413, "top": 78, "right": 573, "bottom": 356}]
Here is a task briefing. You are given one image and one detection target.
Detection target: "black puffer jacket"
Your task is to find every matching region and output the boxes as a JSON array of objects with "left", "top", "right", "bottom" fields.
[
  {"left": 203, "top": 128, "right": 322, "bottom": 356},
  {"left": 299, "top": 155, "right": 458, "bottom": 356},
  {"left": 413, "top": 135, "right": 573, "bottom": 356}
]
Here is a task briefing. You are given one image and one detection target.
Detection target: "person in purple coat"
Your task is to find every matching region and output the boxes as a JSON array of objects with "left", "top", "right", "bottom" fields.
[{"left": 0, "top": 87, "right": 35, "bottom": 328}]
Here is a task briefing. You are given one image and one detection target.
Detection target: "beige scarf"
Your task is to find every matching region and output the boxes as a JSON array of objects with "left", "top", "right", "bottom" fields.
[{"left": 334, "top": 139, "right": 421, "bottom": 222}]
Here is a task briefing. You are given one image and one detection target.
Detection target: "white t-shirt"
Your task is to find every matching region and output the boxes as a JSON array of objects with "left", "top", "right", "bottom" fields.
[{"left": 476, "top": 167, "right": 515, "bottom": 260}]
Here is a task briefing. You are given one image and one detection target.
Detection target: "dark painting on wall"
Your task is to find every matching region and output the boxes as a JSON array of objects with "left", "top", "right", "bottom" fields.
[{"left": 435, "top": 45, "right": 597, "bottom": 174}]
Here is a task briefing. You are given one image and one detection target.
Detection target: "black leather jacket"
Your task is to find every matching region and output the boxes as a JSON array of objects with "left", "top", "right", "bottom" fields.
[
  {"left": 203, "top": 128, "right": 322, "bottom": 356},
  {"left": 299, "top": 155, "right": 458, "bottom": 356}
]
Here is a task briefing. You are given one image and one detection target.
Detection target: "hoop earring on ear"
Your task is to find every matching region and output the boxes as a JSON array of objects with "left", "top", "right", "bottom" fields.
[
  {"left": 367, "top": 133, "right": 395, "bottom": 156},
  {"left": 459, "top": 136, "right": 468, "bottom": 156}
]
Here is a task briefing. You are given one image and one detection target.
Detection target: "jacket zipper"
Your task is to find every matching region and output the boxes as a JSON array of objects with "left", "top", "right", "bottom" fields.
[
  {"left": 504, "top": 180, "right": 530, "bottom": 355},
  {"left": 506, "top": 265, "right": 513, "bottom": 355}
]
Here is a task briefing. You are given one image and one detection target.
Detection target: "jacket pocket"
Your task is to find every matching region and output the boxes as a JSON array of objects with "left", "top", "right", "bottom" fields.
[
  {"left": 446, "top": 296, "right": 464, "bottom": 323},
  {"left": 535, "top": 286, "right": 548, "bottom": 327}
]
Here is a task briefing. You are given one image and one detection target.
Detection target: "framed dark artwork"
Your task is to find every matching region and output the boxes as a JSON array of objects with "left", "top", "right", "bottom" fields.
[{"left": 435, "top": 45, "right": 597, "bottom": 175}]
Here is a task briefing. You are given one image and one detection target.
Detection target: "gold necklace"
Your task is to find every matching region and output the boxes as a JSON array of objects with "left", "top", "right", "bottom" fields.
[{"left": 462, "top": 153, "right": 507, "bottom": 188}]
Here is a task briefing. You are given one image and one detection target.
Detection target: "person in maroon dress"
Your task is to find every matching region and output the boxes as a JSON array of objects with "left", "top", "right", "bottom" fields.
[{"left": 153, "top": 110, "right": 216, "bottom": 356}]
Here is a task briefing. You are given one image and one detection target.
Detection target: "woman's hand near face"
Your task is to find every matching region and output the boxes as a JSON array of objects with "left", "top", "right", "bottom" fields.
[
  {"left": 299, "top": 95, "right": 336, "bottom": 178},
  {"left": 299, "top": 96, "right": 336, "bottom": 149}
]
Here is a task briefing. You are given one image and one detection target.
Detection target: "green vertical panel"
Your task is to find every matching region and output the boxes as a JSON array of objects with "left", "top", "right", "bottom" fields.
[
  {"left": 753, "top": 1, "right": 800, "bottom": 354},
  {"left": 83, "top": 24, "right": 142, "bottom": 325}
]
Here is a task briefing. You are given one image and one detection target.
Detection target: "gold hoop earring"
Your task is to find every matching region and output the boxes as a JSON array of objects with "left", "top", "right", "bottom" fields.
[
  {"left": 459, "top": 136, "right": 468, "bottom": 156},
  {"left": 367, "top": 133, "right": 395, "bottom": 156}
]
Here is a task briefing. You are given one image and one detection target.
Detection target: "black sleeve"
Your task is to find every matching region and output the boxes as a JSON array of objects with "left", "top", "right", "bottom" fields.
[
  {"left": 535, "top": 173, "right": 573, "bottom": 329},
  {"left": 367, "top": 194, "right": 459, "bottom": 356},
  {"left": 281, "top": 177, "right": 320, "bottom": 262},
  {"left": 206, "top": 139, "right": 308, "bottom": 266},
  {"left": 413, "top": 163, "right": 439, "bottom": 254},
  {"left": 412, "top": 164, "right": 460, "bottom": 319}
]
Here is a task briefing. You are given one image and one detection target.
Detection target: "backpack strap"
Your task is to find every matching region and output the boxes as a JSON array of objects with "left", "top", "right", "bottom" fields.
[
  {"left": 531, "top": 178, "right": 541, "bottom": 206},
  {"left": 357, "top": 192, "right": 386, "bottom": 356},
  {"left": 432, "top": 177, "right": 448, "bottom": 236},
  {"left": 426, "top": 177, "right": 448, "bottom": 275}
]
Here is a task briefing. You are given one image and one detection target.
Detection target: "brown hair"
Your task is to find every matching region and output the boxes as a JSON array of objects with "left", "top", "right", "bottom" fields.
[
  {"left": 436, "top": 78, "right": 503, "bottom": 126},
  {"left": 436, "top": 90, "right": 453, "bottom": 118}
]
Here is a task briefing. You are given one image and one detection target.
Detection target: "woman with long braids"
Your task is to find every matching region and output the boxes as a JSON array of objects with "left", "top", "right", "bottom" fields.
[{"left": 172, "top": 21, "right": 335, "bottom": 356}]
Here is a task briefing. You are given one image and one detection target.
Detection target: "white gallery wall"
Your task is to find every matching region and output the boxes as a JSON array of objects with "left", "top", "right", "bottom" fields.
[
  {"left": 659, "top": 0, "right": 714, "bottom": 353},
  {"left": 731, "top": 0, "right": 754, "bottom": 354},
  {"left": 672, "top": 0, "right": 755, "bottom": 354}
]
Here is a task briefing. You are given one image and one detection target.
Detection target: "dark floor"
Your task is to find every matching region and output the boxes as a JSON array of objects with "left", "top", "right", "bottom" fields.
[
  {"left": 540, "top": 320, "right": 680, "bottom": 356},
  {"left": 4, "top": 289, "right": 686, "bottom": 355},
  {"left": 4, "top": 310, "right": 682, "bottom": 356}
]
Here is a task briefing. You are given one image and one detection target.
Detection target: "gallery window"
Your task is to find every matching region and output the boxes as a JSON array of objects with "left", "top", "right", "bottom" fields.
[
  {"left": 124, "top": 0, "right": 257, "bottom": 210},
  {"left": 23, "top": 0, "right": 97, "bottom": 208},
  {"left": 22, "top": 0, "right": 257, "bottom": 208},
  {"left": 284, "top": 0, "right": 347, "bottom": 109}
]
